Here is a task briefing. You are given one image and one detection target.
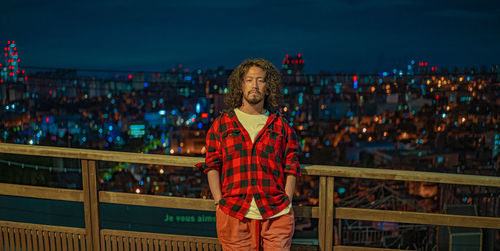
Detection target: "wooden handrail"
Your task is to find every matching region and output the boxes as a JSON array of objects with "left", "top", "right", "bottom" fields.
[
  {"left": 0, "top": 143, "right": 201, "bottom": 167},
  {"left": 98, "top": 190, "right": 320, "bottom": 218},
  {"left": 304, "top": 164, "right": 500, "bottom": 187},
  {"left": 335, "top": 207, "right": 500, "bottom": 229},
  {"left": 1, "top": 143, "right": 499, "bottom": 187},
  {"left": 0, "top": 183, "right": 84, "bottom": 202}
]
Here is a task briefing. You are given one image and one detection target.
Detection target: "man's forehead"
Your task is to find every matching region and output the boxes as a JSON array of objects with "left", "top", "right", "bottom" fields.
[{"left": 244, "top": 66, "right": 266, "bottom": 77}]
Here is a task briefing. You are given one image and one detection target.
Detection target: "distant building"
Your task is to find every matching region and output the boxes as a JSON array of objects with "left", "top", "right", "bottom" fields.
[
  {"left": 318, "top": 101, "right": 351, "bottom": 120},
  {"left": 1, "top": 41, "right": 27, "bottom": 102},
  {"left": 374, "top": 149, "right": 459, "bottom": 170},
  {"left": 1, "top": 41, "right": 23, "bottom": 82},
  {"left": 281, "top": 54, "right": 304, "bottom": 75}
]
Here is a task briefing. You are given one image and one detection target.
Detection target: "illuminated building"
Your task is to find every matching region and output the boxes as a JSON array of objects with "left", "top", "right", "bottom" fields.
[
  {"left": 281, "top": 53, "right": 305, "bottom": 75},
  {"left": 1, "top": 41, "right": 24, "bottom": 83}
]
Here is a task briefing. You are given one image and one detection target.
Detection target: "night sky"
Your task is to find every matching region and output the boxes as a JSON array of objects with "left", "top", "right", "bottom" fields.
[{"left": 1, "top": 0, "right": 499, "bottom": 73}]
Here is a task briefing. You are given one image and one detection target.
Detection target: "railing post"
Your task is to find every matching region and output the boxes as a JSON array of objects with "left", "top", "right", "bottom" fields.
[
  {"left": 319, "top": 176, "right": 335, "bottom": 251},
  {"left": 326, "top": 176, "right": 335, "bottom": 250},
  {"left": 319, "top": 176, "right": 325, "bottom": 250},
  {"left": 82, "top": 160, "right": 101, "bottom": 251}
]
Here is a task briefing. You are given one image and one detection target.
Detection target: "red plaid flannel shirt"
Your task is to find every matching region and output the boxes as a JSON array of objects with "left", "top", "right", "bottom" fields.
[{"left": 196, "top": 109, "right": 301, "bottom": 220}]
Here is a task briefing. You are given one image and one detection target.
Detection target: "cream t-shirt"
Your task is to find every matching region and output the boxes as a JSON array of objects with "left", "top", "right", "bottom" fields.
[{"left": 234, "top": 108, "right": 291, "bottom": 219}]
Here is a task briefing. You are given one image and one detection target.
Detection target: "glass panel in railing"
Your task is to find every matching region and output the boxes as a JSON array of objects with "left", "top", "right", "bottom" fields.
[
  {"left": 0, "top": 153, "right": 82, "bottom": 189},
  {"left": 337, "top": 220, "right": 444, "bottom": 249},
  {"left": 0, "top": 195, "right": 85, "bottom": 228},
  {"left": 97, "top": 161, "right": 208, "bottom": 197},
  {"left": 0, "top": 153, "right": 84, "bottom": 228},
  {"left": 97, "top": 160, "right": 215, "bottom": 237},
  {"left": 293, "top": 175, "right": 319, "bottom": 243},
  {"left": 334, "top": 177, "right": 500, "bottom": 249}
]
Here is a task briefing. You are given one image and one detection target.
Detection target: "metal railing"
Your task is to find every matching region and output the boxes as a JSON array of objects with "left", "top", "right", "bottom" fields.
[{"left": 0, "top": 143, "right": 499, "bottom": 251}]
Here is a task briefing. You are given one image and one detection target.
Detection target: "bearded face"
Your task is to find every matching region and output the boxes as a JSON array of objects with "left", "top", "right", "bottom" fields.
[{"left": 241, "top": 66, "right": 268, "bottom": 106}]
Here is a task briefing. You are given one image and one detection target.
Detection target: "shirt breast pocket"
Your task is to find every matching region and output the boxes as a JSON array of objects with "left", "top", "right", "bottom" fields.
[
  {"left": 261, "top": 129, "right": 284, "bottom": 163},
  {"left": 221, "top": 129, "right": 244, "bottom": 156}
]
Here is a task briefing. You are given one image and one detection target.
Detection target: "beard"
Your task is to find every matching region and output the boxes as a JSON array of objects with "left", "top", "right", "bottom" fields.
[{"left": 243, "top": 90, "right": 265, "bottom": 105}]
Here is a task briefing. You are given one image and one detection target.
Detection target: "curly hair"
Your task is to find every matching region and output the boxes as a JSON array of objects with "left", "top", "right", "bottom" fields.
[{"left": 225, "top": 58, "right": 283, "bottom": 111}]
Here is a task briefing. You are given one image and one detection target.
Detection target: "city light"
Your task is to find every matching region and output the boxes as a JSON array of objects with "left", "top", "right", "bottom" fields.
[{"left": 1, "top": 47, "right": 498, "bottom": 245}]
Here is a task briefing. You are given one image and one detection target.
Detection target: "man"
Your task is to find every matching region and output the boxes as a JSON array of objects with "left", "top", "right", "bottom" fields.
[{"left": 196, "top": 58, "right": 301, "bottom": 250}]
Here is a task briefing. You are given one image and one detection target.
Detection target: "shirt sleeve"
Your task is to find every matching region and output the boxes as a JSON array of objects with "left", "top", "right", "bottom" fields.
[
  {"left": 283, "top": 123, "right": 301, "bottom": 176},
  {"left": 195, "top": 118, "right": 223, "bottom": 174}
]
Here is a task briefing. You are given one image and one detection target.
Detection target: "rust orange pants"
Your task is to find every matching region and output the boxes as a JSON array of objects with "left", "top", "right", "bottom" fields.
[{"left": 216, "top": 207, "right": 294, "bottom": 251}]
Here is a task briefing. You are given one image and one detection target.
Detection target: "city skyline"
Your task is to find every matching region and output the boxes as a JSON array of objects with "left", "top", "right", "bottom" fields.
[{"left": 1, "top": 0, "right": 499, "bottom": 73}]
